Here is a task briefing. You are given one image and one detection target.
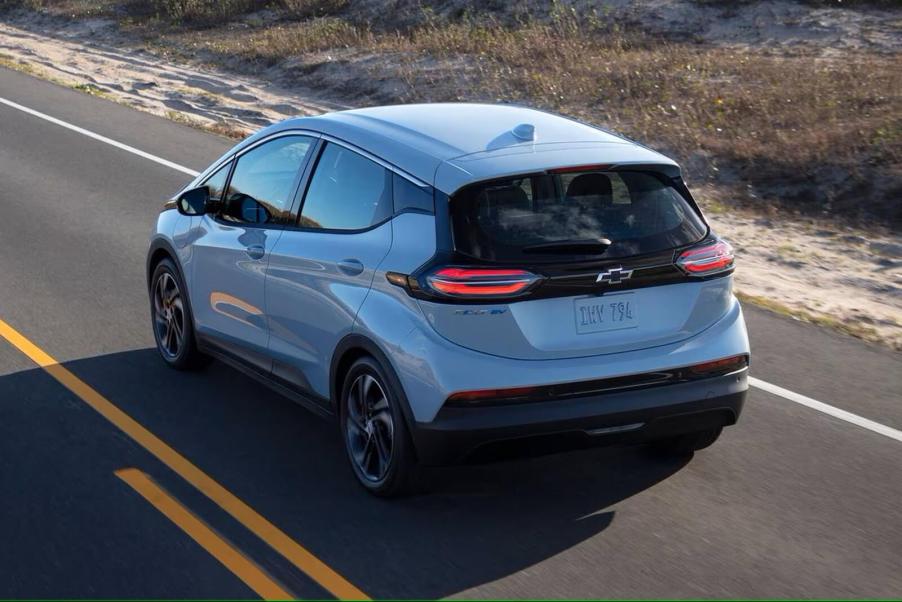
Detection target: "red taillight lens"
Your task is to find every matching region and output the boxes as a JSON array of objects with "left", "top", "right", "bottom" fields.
[
  {"left": 426, "top": 267, "right": 539, "bottom": 298},
  {"left": 677, "top": 240, "right": 734, "bottom": 275},
  {"left": 549, "top": 164, "right": 611, "bottom": 174}
]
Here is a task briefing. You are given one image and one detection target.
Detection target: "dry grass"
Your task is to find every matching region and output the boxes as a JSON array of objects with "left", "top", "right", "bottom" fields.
[
  {"left": 164, "top": 110, "right": 249, "bottom": 139},
  {"left": 178, "top": 7, "right": 901, "bottom": 226},
  {"left": 204, "top": 16, "right": 372, "bottom": 58},
  {"left": 387, "top": 13, "right": 899, "bottom": 179},
  {"left": 3, "top": 0, "right": 900, "bottom": 226}
]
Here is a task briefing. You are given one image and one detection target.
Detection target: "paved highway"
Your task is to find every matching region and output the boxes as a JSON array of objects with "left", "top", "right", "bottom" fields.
[{"left": 0, "top": 66, "right": 900, "bottom": 599}]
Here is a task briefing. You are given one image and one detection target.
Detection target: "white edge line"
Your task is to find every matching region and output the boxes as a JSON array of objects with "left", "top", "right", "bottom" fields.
[
  {"left": 0, "top": 96, "right": 200, "bottom": 177},
  {"left": 749, "top": 376, "right": 902, "bottom": 443},
  {"left": 3, "top": 94, "right": 900, "bottom": 445}
]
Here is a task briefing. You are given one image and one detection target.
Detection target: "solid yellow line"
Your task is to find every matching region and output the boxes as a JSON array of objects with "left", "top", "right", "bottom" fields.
[
  {"left": 115, "top": 468, "right": 293, "bottom": 601},
  {"left": 0, "top": 318, "right": 368, "bottom": 600}
]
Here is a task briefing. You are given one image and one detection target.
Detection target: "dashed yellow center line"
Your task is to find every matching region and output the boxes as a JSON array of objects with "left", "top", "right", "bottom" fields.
[
  {"left": 116, "top": 468, "right": 293, "bottom": 600},
  {"left": 0, "top": 318, "right": 368, "bottom": 600}
]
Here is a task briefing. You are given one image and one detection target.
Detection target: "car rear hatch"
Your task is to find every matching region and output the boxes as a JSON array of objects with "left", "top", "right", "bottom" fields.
[{"left": 409, "top": 162, "right": 736, "bottom": 361}]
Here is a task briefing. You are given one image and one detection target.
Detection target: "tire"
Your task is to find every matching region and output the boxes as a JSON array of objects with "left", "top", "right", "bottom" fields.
[
  {"left": 652, "top": 427, "right": 723, "bottom": 456},
  {"left": 339, "top": 356, "right": 417, "bottom": 497},
  {"left": 149, "top": 258, "right": 206, "bottom": 370}
]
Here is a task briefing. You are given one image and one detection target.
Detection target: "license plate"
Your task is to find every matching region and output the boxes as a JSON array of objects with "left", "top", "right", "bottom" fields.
[{"left": 574, "top": 294, "right": 639, "bottom": 334}]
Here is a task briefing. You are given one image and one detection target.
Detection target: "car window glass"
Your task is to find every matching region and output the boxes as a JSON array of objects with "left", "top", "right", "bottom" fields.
[
  {"left": 452, "top": 170, "right": 706, "bottom": 262},
  {"left": 202, "top": 161, "right": 232, "bottom": 202},
  {"left": 560, "top": 172, "right": 630, "bottom": 205},
  {"left": 300, "top": 143, "right": 392, "bottom": 230},
  {"left": 221, "top": 136, "right": 314, "bottom": 225},
  {"left": 517, "top": 177, "right": 533, "bottom": 202},
  {"left": 393, "top": 173, "right": 434, "bottom": 214}
]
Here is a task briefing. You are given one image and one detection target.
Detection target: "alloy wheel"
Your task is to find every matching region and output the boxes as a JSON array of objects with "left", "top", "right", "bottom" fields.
[
  {"left": 345, "top": 373, "right": 394, "bottom": 482},
  {"left": 153, "top": 271, "right": 185, "bottom": 359}
]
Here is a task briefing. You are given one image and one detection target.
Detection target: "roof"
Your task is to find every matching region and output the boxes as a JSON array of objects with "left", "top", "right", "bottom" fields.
[
  {"left": 317, "top": 103, "right": 627, "bottom": 156},
  {"left": 198, "top": 103, "right": 679, "bottom": 194}
]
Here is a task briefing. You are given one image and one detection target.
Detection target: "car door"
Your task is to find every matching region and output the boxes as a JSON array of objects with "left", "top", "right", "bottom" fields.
[
  {"left": 190, "top": 133, "right": 317, "bottom": 372},
  {"left": 265, "top": 141, "right": 394, "bottom": 402}
]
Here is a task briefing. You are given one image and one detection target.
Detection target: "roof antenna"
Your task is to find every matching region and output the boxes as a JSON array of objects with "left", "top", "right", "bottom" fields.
[{"left": 512, "top": 123, "right": 536, "bottom": 141}]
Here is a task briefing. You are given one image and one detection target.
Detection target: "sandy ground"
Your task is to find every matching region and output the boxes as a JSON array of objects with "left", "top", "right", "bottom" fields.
[
  {"left": 610, "top": 0, "right": 902, "bottom": 55},
  {"left": 0, "top": 19, "right": 344, "bottom": 135},
  {"left": 0, "top": 16, "right": 899, "bottom": 350},
  {"left": 695, "top": 184, "right": 901, "bottom": 350}
]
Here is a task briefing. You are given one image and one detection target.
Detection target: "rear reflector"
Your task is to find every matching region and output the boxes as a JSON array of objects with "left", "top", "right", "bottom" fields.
[
  {"left": 676, "top": 239, "right": 734, "bottom": 275},
  {"left": 446, "top": 386, "right": 537, "bottom": 404},
  {"left": 686, "top": 354, "right": 749, "bottom": 376},
  {"left": 426, "top": 267, "right": 539, "bottom": 298}
]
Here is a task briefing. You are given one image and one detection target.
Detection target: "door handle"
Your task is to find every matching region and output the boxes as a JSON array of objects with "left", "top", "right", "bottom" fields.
[
  {"left": 338, "top": 258, "right": 365, "bottom": 276},
  {"left": 245, "top": 244, "right": 265, "bottom": 260}
]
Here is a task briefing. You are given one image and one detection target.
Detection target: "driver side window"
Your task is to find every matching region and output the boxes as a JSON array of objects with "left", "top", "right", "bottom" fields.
[{"left": 221, "top": 135, "right": 314, "bottom": 225}]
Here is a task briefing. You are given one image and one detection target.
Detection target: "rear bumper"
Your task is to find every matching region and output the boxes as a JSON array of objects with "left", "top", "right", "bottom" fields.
[
  {"left": 389, "top": 297, "right": 750, "bottom": 423},
  {"left": 411, "top": 369, "right": 747, "bottom": 464}
]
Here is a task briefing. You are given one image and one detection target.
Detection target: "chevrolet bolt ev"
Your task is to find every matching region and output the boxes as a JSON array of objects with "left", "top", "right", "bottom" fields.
[{"left": 147, "top": 103, "right": 750, "bottom": 496}]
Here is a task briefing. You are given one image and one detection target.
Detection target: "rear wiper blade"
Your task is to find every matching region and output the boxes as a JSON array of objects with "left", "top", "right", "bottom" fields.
[{"left": 522, "top": 238, "right": 613, "bottom": 254}]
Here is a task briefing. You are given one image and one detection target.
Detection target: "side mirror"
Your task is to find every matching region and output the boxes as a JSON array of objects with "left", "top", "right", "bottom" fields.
[{"left": 177, "top": 186, "right": 213, "bottom": 216}]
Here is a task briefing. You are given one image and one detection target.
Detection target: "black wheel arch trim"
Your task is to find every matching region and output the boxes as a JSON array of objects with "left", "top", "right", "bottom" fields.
[
  {"left": 147, "top": 237, "right": 179, "bottom": 285},
  {"left": 147, "top": 237, "right": 198, "bottom": 333},
  {"left": 331, "top": 334, "right": 418, "bottom": 436}
]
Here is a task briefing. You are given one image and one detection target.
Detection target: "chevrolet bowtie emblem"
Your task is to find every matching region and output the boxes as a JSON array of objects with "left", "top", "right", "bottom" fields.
[{"left": 596, "top": 266, "right": 634, "bottom": 285}]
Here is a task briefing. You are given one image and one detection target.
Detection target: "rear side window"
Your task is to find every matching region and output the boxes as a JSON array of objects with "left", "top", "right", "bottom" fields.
[
  {"left": 221, "top": 135, "right": 314, "bottom": 225},
  {"left": 393, "top": 173, "right": 434, "bottom": 214},
  {"left": 299, "top": 143, "right": 392, "bottom": 231},
  {"left": 451, "top": 170, "right": 706, "bottom": 262}
]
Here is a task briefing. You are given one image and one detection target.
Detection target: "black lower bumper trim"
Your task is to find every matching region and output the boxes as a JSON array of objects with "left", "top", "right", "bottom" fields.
[{"left": 412, "top": 370, "right": 748, "bottom": 464}]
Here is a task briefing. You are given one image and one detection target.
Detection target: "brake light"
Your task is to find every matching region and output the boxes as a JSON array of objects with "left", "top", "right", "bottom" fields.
[
  {"left": 426, "top": 267, "right": 540, "bottom": 298},
  {"left": 677, "top": 240, "right": 734, "bottom": 275},
  {"left": 550, "top": 164, "right": 611, "bottom": 174}
]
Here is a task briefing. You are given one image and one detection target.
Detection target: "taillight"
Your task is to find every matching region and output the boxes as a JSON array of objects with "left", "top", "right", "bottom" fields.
[
  {"left": 549, "top": 164, "right": 611, "bottom": 174},
  {"left": 425, "top": 267, "right": 540, "bottom": 298},
  {"left": 676, "top": 239, "right": 734, "bottom": 275}
]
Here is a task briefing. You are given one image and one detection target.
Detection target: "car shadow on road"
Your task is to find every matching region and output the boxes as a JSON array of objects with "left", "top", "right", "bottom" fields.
[{"left": 4, "top": 348, "right": 691, "bottom": 598}]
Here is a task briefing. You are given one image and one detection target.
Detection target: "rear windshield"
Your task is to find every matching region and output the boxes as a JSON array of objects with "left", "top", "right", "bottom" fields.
[{"left": 450, "top": 170, "right": 707, "bottom": 262}]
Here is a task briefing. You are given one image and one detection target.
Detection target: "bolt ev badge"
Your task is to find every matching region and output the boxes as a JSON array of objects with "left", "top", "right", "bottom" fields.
[
  {"left": 454, "top": 308, "right": 508, "bottom": 316},
  {"left": 596, "top": 266, "right": 634, "bottom": 284}
]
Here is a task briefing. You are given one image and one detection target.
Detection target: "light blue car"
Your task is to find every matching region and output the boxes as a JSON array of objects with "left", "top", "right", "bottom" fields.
[{"left": 147, "top": 103, "right": 750, "bottom": 496}]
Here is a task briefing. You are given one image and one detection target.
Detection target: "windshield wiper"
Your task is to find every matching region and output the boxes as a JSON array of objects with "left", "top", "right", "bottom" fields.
[{"left": 522, "top": 238, "right": 613, "bottom": 255}]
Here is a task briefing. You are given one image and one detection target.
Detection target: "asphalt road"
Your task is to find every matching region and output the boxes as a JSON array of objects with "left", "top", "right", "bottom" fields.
[{"left": 1, "top": 66, "right": 900, "bottom": 599}]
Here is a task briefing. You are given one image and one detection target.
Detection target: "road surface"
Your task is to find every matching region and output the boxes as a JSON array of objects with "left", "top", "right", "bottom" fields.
[{"left": 0, "top": 66, "right": 900, "bottom": 599}]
